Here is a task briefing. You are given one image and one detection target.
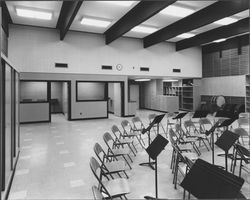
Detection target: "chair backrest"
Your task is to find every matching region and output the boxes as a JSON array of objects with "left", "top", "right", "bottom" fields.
[
  {"left": 132, "top": 116, "right": 144, "bottom": 129},
  {"left": 168, "top": 128, "right": 178, "bottom": 145},
  {"left": 92, "top": 185, "right": 104, "bottom": 200},
  {"left": 233, "top": 128, "right": 249, "bottom": 137},
  {"left": 148, "top": 114, "right": 157, "bottom": 122},
  {"left": 238, "top": 117, "right": 249, "bottom": 127},
  {"left": 111, "top": 125, "right": 121, "bottom": 139},
  {"left": 103, "top": 132, "right": 114, "bottom": 149},
  {"left": 94, "top": 143, "right": 107, "bottom": 163},
  {"left": 184, "top": 120, "right": 194, "bottom": 128},
  {"left": 175, "top": 124, "right": 186, "bottom": 138},
  {"left": 199, "top": 118, "right": 212, "bottom": 126},
  {"left": 234, "top": 144, "right": 250, "bottom": 164},
  {"left": 90, "top": 157, "right": 110, "bottom": 197}
]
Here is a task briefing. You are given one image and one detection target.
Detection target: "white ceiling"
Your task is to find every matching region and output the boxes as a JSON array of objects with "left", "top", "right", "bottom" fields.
[{"left": 6, "top": 1, "right": 249, "bottom": 42}]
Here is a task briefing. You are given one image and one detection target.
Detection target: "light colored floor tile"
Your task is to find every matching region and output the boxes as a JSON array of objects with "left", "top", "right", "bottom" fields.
[
  {"left": 56, "top": 142, "right": 64, "bottom": 145},
  {"left": 69, "top": 179, "right": 85, "bottom": 188},
  {"left": 21, "top": 145, "right": 32, "bottom": 150},
  {"left": 19, "top": 155, "right": 31, "bottom": 160},
  {"left": 59, "top": 150, "right": 69, "bottom": 154},
  {"left": 9, "top": 190, "right": 27, "bottom": 199},
  {"left": 64, "top": 162, "right": 76, "bottom": 168},
  {"left": 15, "top": 169, "right": 30, "bottom": 176},
  {"left": 23, "top": 138, "right": 32, "bottom": 142}
]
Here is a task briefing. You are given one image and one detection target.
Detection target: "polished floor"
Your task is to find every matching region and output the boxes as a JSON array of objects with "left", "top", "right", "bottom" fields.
[{"left": 9, "top": 110, "right": 250, "bottom": 199}]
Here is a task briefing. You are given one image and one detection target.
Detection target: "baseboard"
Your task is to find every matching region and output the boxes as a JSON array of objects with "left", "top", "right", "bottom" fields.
[
  {"left": 20, "top": 120, "right": 50, "bottom": 124},
  {"left": 108, "top": 111, "right": 114, "bottom": 114},
  {"left": 70, "top": 116, "right": 108, "bottom": 121},
  {"left": 141, "top": 107, "right": 169, "bottom": 113},
  {"left": 123, "top": 115, "right": 135, "bottom": 117}
]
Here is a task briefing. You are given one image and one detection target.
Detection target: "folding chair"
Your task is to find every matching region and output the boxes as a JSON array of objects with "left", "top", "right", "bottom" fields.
[
  {"left": 184, "top": 120, "right": 210, "bottom": 151},
  {"left": 131, "top": 117, "right": 146, "bottom": 146},
  {"left": 166, "top": 113, "right": 176, "bottom": 133},
  {"left": 94, "top": 143, "right": 129, "bottom": 179},
  {"left": 121, "top": 119, "right": 145, "bottom": 148},
  {"left": 103, "top": 132, "right": 132, "bottom": 169},
  {"left": 90, "top": 157, "right": 130, "bottom": 199},
  {"left": 233, "top": 144, "right": 250, "bottom": 177},
  {"left": 92, "top": 185, "right": 104, "bottom": 200},
  {"left": 111, "top": 125, "right": 137, "bottom": 156}
]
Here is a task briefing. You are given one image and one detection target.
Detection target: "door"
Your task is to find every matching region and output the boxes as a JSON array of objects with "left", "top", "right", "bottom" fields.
[{"left": 130, "top": 84, "right": 140, "bottom": 109}]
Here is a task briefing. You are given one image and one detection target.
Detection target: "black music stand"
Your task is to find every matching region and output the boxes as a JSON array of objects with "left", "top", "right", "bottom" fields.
[
  {"left": 180, "top": 159, "right": 245, "bottom": 199},
  {"left": 192, "top": 110, "right": 209, "bottom": 119},
  {"left": 144, "top": 134, "right": 169, "bottom": 200},
  {"left": 140, "top": 114, "right": 165, "bottom": 170},
  {"left": 172, "top": 112, "right": 187, "bottom": 125},
  {"left": 215, "top": 130, "right": 239, "bottom": 171},
  {"left": 205, "top": 121, "right": 221, "bottom": 165},
  {"left": 217, "top": 117, "right": 236, "bottom": 130}
]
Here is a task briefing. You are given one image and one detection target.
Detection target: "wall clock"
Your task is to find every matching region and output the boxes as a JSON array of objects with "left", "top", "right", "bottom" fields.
[{"left": 116, "top": 64, "right": 123, "bottom": 71}]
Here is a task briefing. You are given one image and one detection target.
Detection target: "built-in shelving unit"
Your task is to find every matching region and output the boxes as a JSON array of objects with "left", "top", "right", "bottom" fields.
[
  {"left": 246, "top": 75, "right": 250, "bottom": 112},
  {"left": 164, "top": 79, "right": 201, "bottom": 111}
]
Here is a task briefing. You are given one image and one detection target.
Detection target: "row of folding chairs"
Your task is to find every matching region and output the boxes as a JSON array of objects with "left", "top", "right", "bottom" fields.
[{"left": 90, "top": 117, "right": 151, "bottom": 200}]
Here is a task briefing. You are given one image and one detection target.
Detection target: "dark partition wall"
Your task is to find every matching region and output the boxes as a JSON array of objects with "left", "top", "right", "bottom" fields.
[{"left": 0, "top": 57, "right": 20, "bottom": 200}]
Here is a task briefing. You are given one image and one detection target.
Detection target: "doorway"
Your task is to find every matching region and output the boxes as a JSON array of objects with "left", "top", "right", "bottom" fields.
[
  {"left": 108, "top": 82, "right": 124, "bottom": 117},
  {"left": 50, "top": 81, "right": 71, "bottom": 121}
]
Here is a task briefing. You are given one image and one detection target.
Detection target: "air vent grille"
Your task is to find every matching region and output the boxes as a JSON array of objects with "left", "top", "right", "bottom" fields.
[
  {"left": 102, "top": 65, "right": 112, "bottom": 70},
  {"left": 140, "top": 67, "right": 149, "bottom": 71},
  {"left": 55, "top": 63, "right": 68, "bottom": 68},
  {"left": 173, "top": 69, "right": 181, "bottom": 73}
]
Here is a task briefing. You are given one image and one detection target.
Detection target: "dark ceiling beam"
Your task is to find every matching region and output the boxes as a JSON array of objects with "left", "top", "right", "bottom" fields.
[
  {"left": 144, "top": 0, "right": 250, "bottom": 48},
  {"left": 104, "top": 0, "right": 176, "bottom": 45},
  {"left": 56, "top": 1, "right": 83, "bottom": 40},
  {"left": 202, "top": 33, "right": 249, "bottom": 54},
  {"left": 176, "top": 17, "right": 249, "bottom": 51},
  {"left": 1, "top": 2, "right": 12, "bottom": 37}
]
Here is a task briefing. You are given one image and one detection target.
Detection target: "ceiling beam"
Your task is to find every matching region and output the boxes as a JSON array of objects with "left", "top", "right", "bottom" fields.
[
  {"left": 144, "top": 0, "right": 250, "bottom": 48},
  {"left": 104, "top": 0, "right": 176, "bottom": 45},
  {"left": 56, "top": 1, "right": 83, "bottom": 40},
  {"left": 202, "top": 33, "right": 249, "bottom": 54},
  {"left": 176, "top": 17, "right": 249, "bottom": 51}
]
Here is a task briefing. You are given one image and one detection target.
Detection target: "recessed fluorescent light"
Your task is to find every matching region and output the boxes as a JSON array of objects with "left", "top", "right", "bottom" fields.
[
  {"left": 213, "top": 17, "right": 238, "bottom": 25},
  {"left": 213, "top": 38, "right": 226, "bottom": 43},
  {"left": 135, "top": 78, "right": 151, "bottom": 82},
  {"left": 102, "top": 1, "right": 135, "bottom": 7},
  {"left": 176, "top": 33, "right": 196, "bottom": 39},
  {"left": 131, "top": 26, "right": 158, "bottom": 34},
  {"left": 16, "top": 8, "right": 52, "bottom": 20},
  {"left": 81, "top": 17, "right": 111, "bottom": 28},
  {"left": 160, "top": 5, "right": 194, "bottom": 17},
  {"left": 163, "top": 79, "right": 178, "bottom": 82}
]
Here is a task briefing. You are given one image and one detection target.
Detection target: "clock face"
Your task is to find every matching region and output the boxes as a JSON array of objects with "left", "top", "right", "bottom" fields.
[{"left": 116, "top": 64, "right": 123, "bottom": 71}]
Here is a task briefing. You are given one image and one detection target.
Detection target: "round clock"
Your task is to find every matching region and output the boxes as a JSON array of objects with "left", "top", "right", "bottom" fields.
[{"left": 116, "top": 64, "right": 123, "bottom": 71}]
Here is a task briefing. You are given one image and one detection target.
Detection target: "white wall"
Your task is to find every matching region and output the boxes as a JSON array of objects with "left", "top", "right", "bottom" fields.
[
  {"left": 9, "top": 25, "right": 202, "bottom": 78},
  {"left": 200, "top": 75, "right": 246, "bottom": 96}
]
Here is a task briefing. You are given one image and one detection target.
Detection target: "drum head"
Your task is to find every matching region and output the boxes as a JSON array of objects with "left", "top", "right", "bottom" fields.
[{"left": 216, "top": 95, "right": 225, "bottom": 107}]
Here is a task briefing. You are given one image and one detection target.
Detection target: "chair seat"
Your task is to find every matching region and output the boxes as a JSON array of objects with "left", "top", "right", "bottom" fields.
[
  {"left": 105, "top": 160, "right": 126, "bottom": 173},
  {"left": 183, "top": 137, "right": 198, "bottom": 143},
  {"left": 182, "top": 152, "right": 198, "bottom": 161},
  {"left": 119, "top": 138, "right": 134, "bottom": 144},
  {"left": 179, "top": 143, "right": 193, "bottom": 151},
  {"left": 112, "top": 148, "right": 130, "bottom": 155},
  {"left": 103, "top": 178, "right": 130, "bottom": 197}
]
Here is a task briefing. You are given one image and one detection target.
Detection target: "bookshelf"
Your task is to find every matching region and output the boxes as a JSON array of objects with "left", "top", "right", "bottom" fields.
[{"left": 246, "top": 75, "right": 250, "bottom": 112}]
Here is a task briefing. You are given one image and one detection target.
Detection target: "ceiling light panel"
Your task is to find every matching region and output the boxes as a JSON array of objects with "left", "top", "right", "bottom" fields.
[
  {"left": 176, "top": 33, "right": 196, "bottom": 39},
  {"left": 131, "top": 25, "right": 158, "bottom": 34},
  {"left": 160, "top": 5, "right": 194, "bottom": 17},
  {"left": 81, "top": 17, "right": 111, "bottom": 28},
  {"left": 16, "top": 7, "right": 52, "bottom": 20},
  {"left": 135, "top": 79, "right": 151, "bottom": 82},
  {"left": 101, "top": 1, "right": 135, "bottom": 7},
  {"left": 213, "top": 17, "right": 238, "bottom": 25},
  {"left": 213, "top": 38, "right": 226, "bottom": 43}
]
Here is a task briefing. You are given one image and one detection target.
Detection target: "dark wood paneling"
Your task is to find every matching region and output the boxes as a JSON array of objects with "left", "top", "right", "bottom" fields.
[
  {"left": 144, "top": 0, "right": 250, "bottom": 48},
  {"left": 104, "top": 1, "right": 176, "bottom": 44}
]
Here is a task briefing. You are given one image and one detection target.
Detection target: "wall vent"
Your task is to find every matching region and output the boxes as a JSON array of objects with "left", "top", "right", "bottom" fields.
[
  {"left": 173, "top": 68, "right": 181, "bottom": 73},
  {"left": 102, "top": 65, "right": 112, "bottom": 70},
  {"left": 140, "top": 67, "right": 149, "bottom": 71},
  {"left": 55, "top": 63, "right": 68, "bottom": 68}
]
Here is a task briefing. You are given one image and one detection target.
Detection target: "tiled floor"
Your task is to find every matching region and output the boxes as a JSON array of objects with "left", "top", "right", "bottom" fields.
[{"left": 9, "top": 110, "right": 250, "bottom": 199}]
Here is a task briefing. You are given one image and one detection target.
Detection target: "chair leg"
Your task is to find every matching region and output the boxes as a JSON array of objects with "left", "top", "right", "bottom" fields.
[
  {"left": 124, "top": 170, "right": 129, "bottom": 179},
  {"left": 122, "top": 155, "right": 132, "bottom": 170},
  {"left": 128, "top": 144, "right": 136, "bottom": 157}
]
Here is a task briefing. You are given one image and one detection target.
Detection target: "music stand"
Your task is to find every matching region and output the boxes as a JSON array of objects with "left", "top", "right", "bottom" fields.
[
  {"left": 180, "top": 159, "right": 244, "bottom": 199},
  {"left": 172, "top": 112, "right": 187, "bottom": 125},
  {"left": 215, "top": 130, "right": 239, "bottom": 171},
  {"left": 205, "top": 120, "right": 221, "bottom": 165},
  {"left": 144, "top": 134, "right": 169, "bottom": 200},
  {"left": 140, "top": 114, "right": 165, "bottom": 170},
  {"left": 192, "top": 110, "right": 209, "bottom": 119},
  {"left": 217, "top": 117, "right": 236, "bottom": 130}
]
